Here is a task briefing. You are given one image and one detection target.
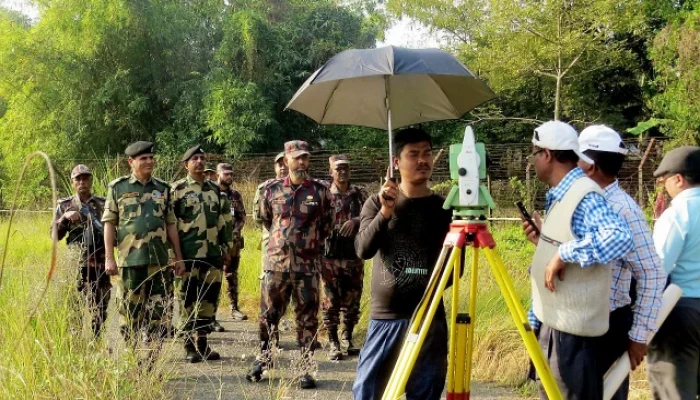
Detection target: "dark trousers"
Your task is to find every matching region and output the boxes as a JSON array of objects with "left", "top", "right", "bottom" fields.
[
  {"left": 537, "top": 324, "right": 603, "bottom": 400},
  {"left": 76, "top": 266, "right": 111, "bottom": 337},
  {"left": 598, "top": 306, "right": 633, "bottom": 400},
  {"left": 648, "top": 298, "right": 700, "bottom": 400},
  {"left": 352, "top": 318, "right": 447, "bottom": 400}
]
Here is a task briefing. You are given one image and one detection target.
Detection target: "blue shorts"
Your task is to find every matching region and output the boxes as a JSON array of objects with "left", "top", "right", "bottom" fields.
[{"left": 352, "top": 318, "right": 447, "bottom": 400}]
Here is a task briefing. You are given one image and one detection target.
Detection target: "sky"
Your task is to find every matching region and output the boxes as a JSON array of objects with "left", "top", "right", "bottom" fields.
[{"left": 0, "top": 0, "right": 441, "bottom": 48}]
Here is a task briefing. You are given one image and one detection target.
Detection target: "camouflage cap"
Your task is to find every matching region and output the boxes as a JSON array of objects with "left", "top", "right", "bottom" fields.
[
  {"left": 125, "top": 141, "right": 154, "bottom": 157},
  {"left": 329, "top": 154, "right": 349, "bottom": 169},
  {"left": 284, "top": 140, "right": 310, "bottom": 159},
  {"left": 274, "top": 152, "right": 285, "bottom": 163},
  {"left": 182, "top": 144, "right": 205, "bottom": 162},
  {"left": 217, "top": 162, "right": 233, "bottom": 171},
  {"left": 70, "top": 164, "right": 92, "bottom": 179},
  {"left": 204, "top": 167, "right": 216, "bottom": 173}
]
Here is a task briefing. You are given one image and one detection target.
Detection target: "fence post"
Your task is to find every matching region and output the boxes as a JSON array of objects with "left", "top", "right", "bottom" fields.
[{"left": 638, "top": 138, "right": 656, "bottom": 207}]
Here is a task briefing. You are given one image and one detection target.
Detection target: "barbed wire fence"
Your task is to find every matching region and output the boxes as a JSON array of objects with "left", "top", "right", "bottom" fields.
[{"left": 4, "top": 138, "right": 667, "bottom": 220}]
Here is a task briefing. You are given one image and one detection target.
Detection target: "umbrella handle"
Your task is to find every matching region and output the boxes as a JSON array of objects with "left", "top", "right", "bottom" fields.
[{"left": 381, "top": 177, "right": 397, "bottom": 201}]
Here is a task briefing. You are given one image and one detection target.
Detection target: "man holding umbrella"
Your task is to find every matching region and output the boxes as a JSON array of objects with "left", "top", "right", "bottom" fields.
[{"left": 354, "top": 128, "right": 453, "bottom": 400}]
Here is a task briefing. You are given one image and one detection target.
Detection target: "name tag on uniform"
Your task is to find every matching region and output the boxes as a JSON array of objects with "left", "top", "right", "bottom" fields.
[
  {"left": 152, "top": 190, "right": 164, "bottom": 199},
  {"left": 121, "top": 192, "right": 140, "bottom": 199},
  {"left": 185, "top": 192, "right": 198, "bottom": 199}
]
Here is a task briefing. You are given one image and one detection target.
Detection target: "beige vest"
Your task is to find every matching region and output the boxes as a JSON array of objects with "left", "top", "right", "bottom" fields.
[{"left": 531, "top": 177, "right": 611, "bottom": 337}]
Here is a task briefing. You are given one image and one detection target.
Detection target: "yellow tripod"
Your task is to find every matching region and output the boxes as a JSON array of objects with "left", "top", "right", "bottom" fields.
[{"left": 381, "top": 219, "right": 563, "bottom": 400}]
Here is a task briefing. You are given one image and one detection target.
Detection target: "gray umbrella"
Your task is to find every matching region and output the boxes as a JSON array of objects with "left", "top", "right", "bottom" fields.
[{"left": 285, "top": 45, "right": 496, "bottom": 176}]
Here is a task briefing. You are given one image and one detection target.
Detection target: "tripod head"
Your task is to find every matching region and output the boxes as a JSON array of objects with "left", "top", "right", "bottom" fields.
[{"left": 443, "top": 126, "right": 496, "bottom": 219}]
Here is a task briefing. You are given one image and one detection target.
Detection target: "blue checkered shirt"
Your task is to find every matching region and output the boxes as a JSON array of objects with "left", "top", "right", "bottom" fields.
[
  {"left": 528, "top": 168, "right": 634, "bottom": 332},
  {"left": 604, "top": 181, "right": 665, "bottom": 342}
]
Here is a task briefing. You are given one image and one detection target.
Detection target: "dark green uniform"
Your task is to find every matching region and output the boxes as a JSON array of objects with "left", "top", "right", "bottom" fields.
[
  {"left": 52, "top": 194, "right": 111, "bottom": 337},
  {"left": 102, "top": 174, "right": 174, "bottom": 338},
  {"left": 170, "top": 176, "right": 232, "bottom": 333}
]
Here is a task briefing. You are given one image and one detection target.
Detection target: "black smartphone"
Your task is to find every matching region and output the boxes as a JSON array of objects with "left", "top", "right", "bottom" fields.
[{"left": 515, "top": 201, "right": 540, "bottom": 236}]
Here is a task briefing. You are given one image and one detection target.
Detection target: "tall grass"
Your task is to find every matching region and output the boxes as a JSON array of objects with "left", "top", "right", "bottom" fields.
[
  {"left": 0, "top": 215, "right": 168, "bottom": 399},
  {"left": 0, "top": 201, "right": 654, "bottom": 398}
]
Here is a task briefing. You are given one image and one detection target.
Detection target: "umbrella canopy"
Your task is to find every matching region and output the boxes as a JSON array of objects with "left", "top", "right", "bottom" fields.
[{"left": 285, "top": 46, "right": 496, "bottom": 130}]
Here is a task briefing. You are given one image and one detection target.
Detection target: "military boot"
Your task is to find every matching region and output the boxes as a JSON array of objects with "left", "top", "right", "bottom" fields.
[
  {"left": 211, "top": 319, "right": 225, "bottom": 333},
  {"left": 196, "top": 335, "right": 220, "bottom": 361},
  {"left": 341, "top": 326, "right": 360, "bottom": 356},
  {"left": 327, "top": 329, "right": 342, "bottom": 361},
  {"left": 229, "top": 293, "right": 248, "bottom": 321},
  {"left": 184, "top": 336, "right": 202, "bottom": 363},
  {"left": 246, "top": 341, "right": 273, "bottom": 382},
  {"left": 298, "top": 348, "right": 317, "bottom": 389}
]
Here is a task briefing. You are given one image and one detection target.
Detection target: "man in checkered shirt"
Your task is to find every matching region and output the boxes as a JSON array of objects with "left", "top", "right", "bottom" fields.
[
  {"left": 521, "top": 121, "right": 634, "bottom": 399},
  {"left": 577, "top": 125, "right": 665, "bottom": 399}
]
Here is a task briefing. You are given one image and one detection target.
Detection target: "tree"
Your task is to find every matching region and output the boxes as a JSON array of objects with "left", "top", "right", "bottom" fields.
[
  {"left": 386, "top": 0, "right": 646, "bottom": 123},
  {"left": 649, "top": 3, "right": 700, "bottom": 145}
]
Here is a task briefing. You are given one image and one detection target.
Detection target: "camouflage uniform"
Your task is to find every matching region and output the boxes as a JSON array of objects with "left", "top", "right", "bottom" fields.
[
  {"left": 220, "top": 187, "right": 246, "bottom": 313},
  {"left": 258, "top": 176, "right": 334, "bottom": 349},
  {"left": 102, "top": 174, "right": 174, "bottom": 339},
  {"left": 321, "top": 183, "right": 368, "bottom": 333},
  {"left": 253, "top": 178, "right": 276, "bottom": 272},
  {"left": 52, "top": 193, "right": 111, "bottom": 337},
  {"left": 171, "top": 175, "right": 232, "bottom": 334}
]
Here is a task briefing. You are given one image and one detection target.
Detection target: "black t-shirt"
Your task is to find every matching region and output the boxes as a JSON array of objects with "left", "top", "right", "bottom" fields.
[{"left": 356, "top": 192, "right": 452, "bottom": 319}]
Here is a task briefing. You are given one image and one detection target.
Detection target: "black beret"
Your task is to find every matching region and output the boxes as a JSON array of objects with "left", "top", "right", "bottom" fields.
[
  {"left": 653, "top": 146, "right": 700, "bottom": 178},
  {"left": 182, "top": 145, "right": 204, "bottom": 162},
  {"left": 125, "top": 141, "right": 154, "bottom": 157}
]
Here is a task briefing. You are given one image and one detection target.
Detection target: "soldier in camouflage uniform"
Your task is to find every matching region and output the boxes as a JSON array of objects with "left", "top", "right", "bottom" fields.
[
  {"left": 170, "top": 145, "right": 233, "bottom": 363},
  {"left": 321, "top": 154, "right": 369, "bottom": 360},
  {"left": 204, "top": 167, "right": 217, "bottom": 182},
  {"left": 251, "top": 151, "right": 287, "bottom": 347},
  {"left": 246, "top": 141, "right": 334, "bottom": 389},
  {"left": 216, "top": 162, "right": 248, "bottom": 321},
  {"left": 102, "top": 141, "right": 185, "bottom": 351},
  {"left": 253, "top": 152, "right": 287, "bottom": 271},
  {"left": 52, "top": 164, "right": 111, "bottom": 337}
]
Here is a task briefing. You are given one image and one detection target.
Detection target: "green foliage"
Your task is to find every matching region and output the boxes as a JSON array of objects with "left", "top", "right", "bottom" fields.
[
  {"left": 649, "top": 3, "right": 700, "bottom": 145},
  {"left": 0, "top": 0, "right": 384, "bottom": 207}
]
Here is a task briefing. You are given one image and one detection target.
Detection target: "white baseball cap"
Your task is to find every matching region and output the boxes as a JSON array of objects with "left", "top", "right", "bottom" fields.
[
  {"left": 579, "top": 125, "right": 628, "bottom": 155},
  {"left": 532, "top": 121, "right": 594, "bottom": 164}
]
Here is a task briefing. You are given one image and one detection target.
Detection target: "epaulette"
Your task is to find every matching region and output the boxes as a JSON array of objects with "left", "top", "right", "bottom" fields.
[
  {"left": 314, "top": 178, "right": 332, "bottom": 188},
  {"left": 171, "top": 177, "right": 189, "bottom": 190},
  {"left": 260, "top": 178, "right": 283, "bottom": 191},
  {"left": 108, "top": 176, "right": 129, "bottom": 187},
  {"left": 57, "top": 196, "right": 73, "bottom": 205},
  {"left": 152, "top": 176, "right": 170, "bottom": 187},
  {"left": 92, "top": 195, "right": 107, "bottom": 203}
]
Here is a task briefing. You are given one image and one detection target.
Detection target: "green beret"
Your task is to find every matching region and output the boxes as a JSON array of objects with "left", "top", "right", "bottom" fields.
[
  {"left": 125, "top": 141, "right": 154, "bottom": 157},
  {"left": 182, "top": 145, "right": 204, "bottom": 162}
]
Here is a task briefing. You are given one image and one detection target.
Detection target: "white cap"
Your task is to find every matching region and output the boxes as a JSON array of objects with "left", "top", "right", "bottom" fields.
[
  {"left": 532, "top": 121, "right": 594, "bottom": 165},
  {"left": 579, "top": 125, "right": 628, "bottom": 155}
]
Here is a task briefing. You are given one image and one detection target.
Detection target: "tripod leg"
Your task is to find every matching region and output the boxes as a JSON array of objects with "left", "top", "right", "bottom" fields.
[
  {"left": 463, "top": 247, "right": 480, "bottom": 399},
  {"left": 447, "top": 245, "right": 461, "bottom": 397},
  {"left": 383, "top": 245, "right": 460, "bottom": 400},
  {"left": 482, "top": 247, "right": 563, "bottom": 400}
]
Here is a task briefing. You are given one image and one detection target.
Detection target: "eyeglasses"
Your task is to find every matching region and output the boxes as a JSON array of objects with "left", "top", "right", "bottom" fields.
[{"left": 528, "top": 149, "right": 545, "bottom": 161}]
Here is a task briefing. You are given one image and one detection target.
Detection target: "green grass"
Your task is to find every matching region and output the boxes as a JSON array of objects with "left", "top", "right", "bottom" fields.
[
  {"left": 0, "top": 215, "right": 168, "bottom": 399},
  {"left": 0, "top": 212, "right": 653, "bottom": 399}
]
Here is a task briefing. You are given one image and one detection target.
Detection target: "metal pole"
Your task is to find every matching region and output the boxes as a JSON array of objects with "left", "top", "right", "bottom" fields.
[{"left": 386, "top": 75, "right": 394, "bottom": 179}]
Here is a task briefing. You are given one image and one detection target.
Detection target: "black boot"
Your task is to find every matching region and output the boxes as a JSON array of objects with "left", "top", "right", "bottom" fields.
[
  {"left": 327, "top": 329, "right": 342, "bottom": 361},
  {"left": 196, "top": 335, "right": 220, "bottom": 361},
  {"left": 211, "top": 319, "right": 225, "bottom": 333},
  {"left": 184, "top": 336, "right": 202, "bottom": 363},
  {"left": 341, "top": 326, "right": 360, "bottom": 356},
  {"left": 246, "top": 341, "right": 272, "bottom": 382}
]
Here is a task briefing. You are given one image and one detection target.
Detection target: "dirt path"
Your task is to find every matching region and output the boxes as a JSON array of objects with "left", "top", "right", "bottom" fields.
[{"left": 161, "top": 316, "right": 523, "bottom": 400}]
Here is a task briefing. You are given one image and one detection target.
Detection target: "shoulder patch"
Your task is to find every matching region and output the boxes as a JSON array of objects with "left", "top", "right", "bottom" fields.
[
  {"left": 171, "top": 178, "right": 188, "bottom": 190},
  {"left": 108, "top": 176, "right": 129, "bottom": 187},
  {"left": 57, "top": 196, "right": 73, "bottom": 205}
]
